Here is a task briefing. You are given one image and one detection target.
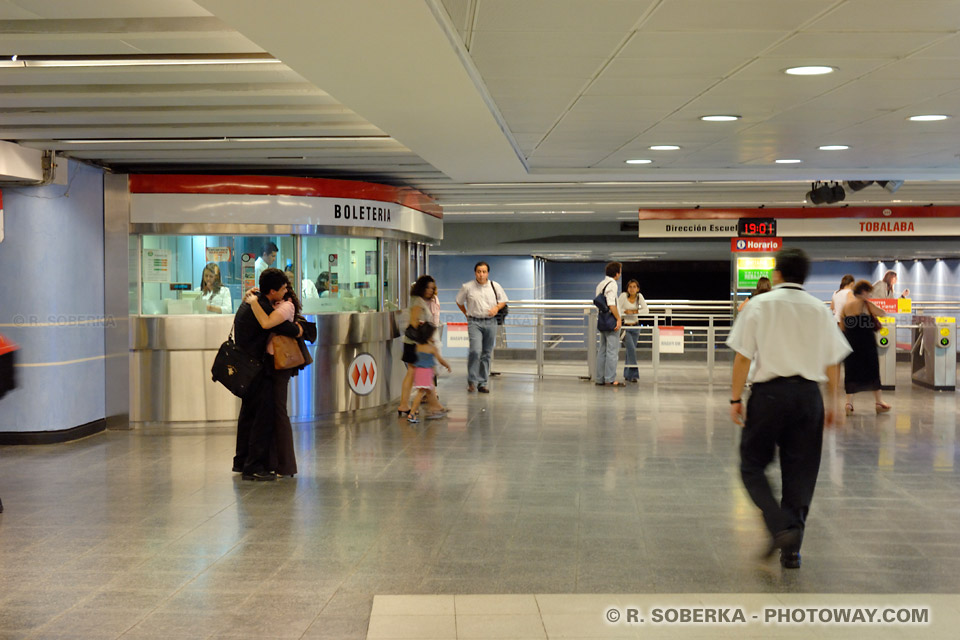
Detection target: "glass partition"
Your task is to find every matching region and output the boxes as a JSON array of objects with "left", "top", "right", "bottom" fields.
[
  {"left": 139, "top": 235, "right": 294, "bottom": 315},
  {"left": 135, "top": 233, "right": 419, "bottom": 315},
  {"left": 300, "top": 236, "right": 380, "bottom": 314}
]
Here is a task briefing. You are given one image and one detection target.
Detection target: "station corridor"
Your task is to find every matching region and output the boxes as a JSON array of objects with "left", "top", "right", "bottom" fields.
[{"left": 1, "top": 362, "right": 959, "bottom": 639}]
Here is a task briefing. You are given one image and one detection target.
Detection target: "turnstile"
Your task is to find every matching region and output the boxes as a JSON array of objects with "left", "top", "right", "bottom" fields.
[
  {"left": 911, "top": 315, "right": 956, "bottom": 391},
  {"left": 877, "top": 316, "right": 896, "bottom": 390}
]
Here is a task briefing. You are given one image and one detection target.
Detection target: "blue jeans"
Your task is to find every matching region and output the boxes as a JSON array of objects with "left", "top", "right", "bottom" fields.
[
  {"left": 596, "top": 330, "right": 619, "bottom": 384},
  {"left": 467, "top": 317, "right": 497, "bottom": 387},
  {"left": 622, "top": 327, "right": 639, "bottom": 380}
]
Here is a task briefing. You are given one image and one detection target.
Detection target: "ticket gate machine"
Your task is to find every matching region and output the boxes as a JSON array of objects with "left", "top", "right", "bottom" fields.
[
  {"left": 911, "top": 316, "right": 956, "bottom": 391},
  {"left": 877, "top": 316, "right": 896, "bottom": 390}
]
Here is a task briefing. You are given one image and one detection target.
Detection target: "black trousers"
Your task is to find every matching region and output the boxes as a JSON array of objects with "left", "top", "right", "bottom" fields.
[
  {"left": 740, "top": 376, "right": 824, "bottom": 550},
  {"left": 233, "top": 371, "right": 275, "bottom": 474}
]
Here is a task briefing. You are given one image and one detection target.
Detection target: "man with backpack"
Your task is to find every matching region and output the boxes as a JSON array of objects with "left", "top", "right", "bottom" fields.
[{"left": 594, "top": 262, "right": 623, "bottom": 386}]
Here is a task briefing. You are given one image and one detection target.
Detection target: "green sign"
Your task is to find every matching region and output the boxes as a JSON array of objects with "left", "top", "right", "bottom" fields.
[{"left": 736, "top": 257, "right": 774, "bottom": 290}]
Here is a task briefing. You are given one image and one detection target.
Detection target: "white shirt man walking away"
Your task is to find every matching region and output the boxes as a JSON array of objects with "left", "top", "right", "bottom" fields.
[
  {"left": 594, "top": 262, "right": 622, "bottom": 386},
  {"left": 456, "top": 261, "right": 508, "bottom": 393},
  {"left": 726, "top": 248, "right": 851, "bottom": 569}
]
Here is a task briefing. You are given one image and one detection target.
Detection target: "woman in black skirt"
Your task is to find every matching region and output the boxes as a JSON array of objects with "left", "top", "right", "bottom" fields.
[{"left": 840, "top": 280, "right": 891, "bottom": 415}]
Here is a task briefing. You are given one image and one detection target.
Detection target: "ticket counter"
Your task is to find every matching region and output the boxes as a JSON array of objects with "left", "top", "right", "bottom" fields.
[{"left": 105, "top": 174, "right": 442, "bottom": 423}]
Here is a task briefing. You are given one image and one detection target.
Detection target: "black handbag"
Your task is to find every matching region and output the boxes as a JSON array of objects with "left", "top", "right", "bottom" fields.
[
  {"left": 492, "top": 281, "right": 509, "bottom": 325},
  {"left": 211, "top": 325, "right": 263, "bottom": 398},
  {"left": 594, "top": 282, "right": 617, "bottom": 332},
  {"left": 405, "top": 325, "right": 421, "bottom": 341}
]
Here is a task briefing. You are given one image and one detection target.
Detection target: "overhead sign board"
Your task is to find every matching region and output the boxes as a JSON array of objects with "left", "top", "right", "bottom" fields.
[
  {"left": 737, "top": 256, "right": 775, "bottom": 289},
  {"left": 639, "top": 218, "right": 960, "bottom": 238},
  {"left": 731, "top": 238, "right": 782, "bottom": 252}
]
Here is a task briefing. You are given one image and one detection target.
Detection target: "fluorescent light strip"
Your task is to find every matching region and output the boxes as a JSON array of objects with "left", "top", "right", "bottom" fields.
[
  {"left": 2, "top": 55, "right": 279, "bottom": 68},
  {"left": 56, "top": 136, "right": 391, "bottom": 144}
]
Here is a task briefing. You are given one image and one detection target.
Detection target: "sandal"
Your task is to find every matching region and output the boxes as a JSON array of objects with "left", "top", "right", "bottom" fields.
[
  {"left": 875, "top": 402, "right": 892, "bottom": 414},
  {"left": 845, "top": 403, "right": 854, "bottom": 416}
]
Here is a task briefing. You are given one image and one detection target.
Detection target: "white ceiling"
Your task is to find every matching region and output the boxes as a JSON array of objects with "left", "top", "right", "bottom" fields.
[{"left": 5, "top": 0, "right": 960, "bottom": 228}]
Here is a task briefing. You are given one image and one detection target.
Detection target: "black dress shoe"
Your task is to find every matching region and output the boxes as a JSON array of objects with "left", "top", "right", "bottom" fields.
[
  {"left": 780, "top": 551, "right": 801, "bottom": 569},
  {"left": 761, "top": 529, "right": 801, "bottom": 560},
  {"left": 478, "top": 386, "right": 490, "bottom": 393},
  {"left": 241, "top": 470, "right": 277, "bottom": 482},
  {"left": 231, "top": 465, "right": 243, "bottom": 473}
]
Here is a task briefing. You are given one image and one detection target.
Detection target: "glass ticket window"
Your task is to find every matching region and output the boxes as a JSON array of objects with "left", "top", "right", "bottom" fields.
[
  {"left": 140, "top": 235, "right": 294, "bottom": 315},
  {"left": 300, "top": 236, "right": 380, "bottom": 314}
]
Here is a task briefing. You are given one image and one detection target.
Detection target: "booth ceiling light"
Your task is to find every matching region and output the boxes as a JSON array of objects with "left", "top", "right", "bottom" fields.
[
  {"left": 0, "top": 53, "right": 278, "bottom": 68},
  {"left": 805, "top": 181, "right": 845, "bottom": 205},
  {"left": 625, "top": 159, "right": 653, "bottom": 164},
  {"left": 785, "top": 65, "right": 836, "bottom": 75},
  {"left": 700, "top": 115, "right": 740, "bottom": 122},
  {"left": 819, "top": 145, "right": 849, "bottom": 150},
  {"left": 909, "top": 114, "right": 949, "bottom": 121},
  {"left": 649, "top": 145, "right": 680, "bottom": 150},
  {"left": 775, "top": 159, "right": 802, "bottom": 164}
]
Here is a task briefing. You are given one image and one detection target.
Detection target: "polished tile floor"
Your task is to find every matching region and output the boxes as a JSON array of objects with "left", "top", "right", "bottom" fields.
[{"left": 1, "top": 360, "right": 959, "bottom": 639}]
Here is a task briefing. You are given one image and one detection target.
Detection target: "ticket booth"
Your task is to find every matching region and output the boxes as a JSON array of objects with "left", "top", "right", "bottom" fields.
[{"left": 104, "top": 174, "right": 442, "bottom": 424}]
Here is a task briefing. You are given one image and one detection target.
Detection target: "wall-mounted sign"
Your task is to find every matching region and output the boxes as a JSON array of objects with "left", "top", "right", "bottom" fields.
[
  {"left": 240, "top": 253, "right": 256, "bottom": 292},
  {"left": 737, "top": 256, "right": 775, "bottom": 289},
  {"left": 730, "top": 238, "right": 782, "bottom": 252},
  {"left": 659, "top": 326, "right": 684, "bottom": 354},
  {"left": 142, "top": 248, "right": 172, "bottom": 283},
  {"left": 640, "top": 217, "right": 960, "bottom": 238},
  {"left": 205, "top": 246, "right": 232, "bottom": 262},
  {"left": 446, "top": 323, "right": 469, "bottom": 348},
  {"left": 348, "top": 353, "right": 378, "bottom": 396}
]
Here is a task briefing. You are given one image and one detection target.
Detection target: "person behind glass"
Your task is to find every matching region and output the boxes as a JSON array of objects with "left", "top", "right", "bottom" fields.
[
  {"left": 456, "top": 262, "right": 507, "bottom": 393},
  {"left": 737, "top": 277, "right": 771, "bottom": 312},
  {"left": 398, "top": 275, "right": 437, "bottom": 417},
  {"left": 406, "top": 323, "right": 452, "bottom": 424},
  {"left": 255, "top": 241, "right": 278, "bottom": 283},
  {"left": 243, "top": 276, "right": 307, "bottom": 478},
  {"left": 617, "top": 278, "right": 648, "bottom": 383},
  {"left": 870, "top": 269, "right": 909, "bottom": 299},
  {"left": 232, "top": 268, "right": 302, "bottom": 481},
  {"left": 595, "top": 261, "right": 623, "bottom": 386},
  {"left": 831, "top": 274, "right": 855, "bottom": 325},
  {"left": 197, "top": 262, "right": 232, "bottom": 314},
  {"left": 841, "top": 280, "right": 891, "bottom": 415},
  {"left": 727, "top": 248, "right": 851, "bottom": 569}
]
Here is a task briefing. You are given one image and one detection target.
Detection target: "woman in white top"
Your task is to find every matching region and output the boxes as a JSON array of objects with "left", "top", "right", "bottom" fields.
[
  {"left": 197, "top": 262, "right": 232, "bottom": 314},
  {"left": 617, "top": 279, "right": 649, "bottom": 382},
  {"left": 831, "top": 274, "right": 855, "bottom": 324}
]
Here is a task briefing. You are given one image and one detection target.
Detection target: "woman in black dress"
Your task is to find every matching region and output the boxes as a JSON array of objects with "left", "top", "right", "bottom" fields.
[{"left": 841, "top": 280, "right": 890, "bottom": 415}]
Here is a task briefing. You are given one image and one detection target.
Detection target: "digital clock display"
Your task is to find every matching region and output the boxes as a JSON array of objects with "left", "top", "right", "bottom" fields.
[{"left": 737, "top": 218, "right": 777, "bottom": 237}]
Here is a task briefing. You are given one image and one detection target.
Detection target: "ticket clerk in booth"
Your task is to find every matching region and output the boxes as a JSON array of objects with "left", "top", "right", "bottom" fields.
[{"left": 196, "top": 262, "right": 232, "bottom": 314}]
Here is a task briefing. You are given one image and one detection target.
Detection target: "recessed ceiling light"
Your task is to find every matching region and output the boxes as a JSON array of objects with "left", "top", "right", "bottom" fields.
[
  {"left": 625, "top": 159, "right": 653, "bottom": 164},
  {"left": 785, "top": 65, "right": 835, "bottom": 76},
  {"left": 649, "top": 145, "right": 680, "bottom": 151},
  {"left": 776, "top": 159, "right": 802, "bottom": 164},
  {"left": 700, "top": 115, "right": 740, "bottom": 122},
  {"left": 819, "top": 145, "right": 849, "bottom": 151},
  {"left": 909, "top": 114, "right": 949, "bottom": 121}
]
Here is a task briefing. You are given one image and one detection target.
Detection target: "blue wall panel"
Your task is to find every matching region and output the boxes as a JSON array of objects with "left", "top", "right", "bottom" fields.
[{"left": 0, "top": 161, "right": 106, "bottom": 432}]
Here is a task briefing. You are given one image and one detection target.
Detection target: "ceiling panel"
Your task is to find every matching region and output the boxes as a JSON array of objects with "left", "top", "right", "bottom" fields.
[
  {"left": 641, "top": 0, "right": 838, "bottom": 31},
  {"left": 0, "top": 0, "right": 211, "bottom": 19},
  {"left": 765, "top": 31, "right": 946, "bottom": 59},
  {"left": 806, "top": 0, "right": 960, "bottom": 32},
  {"left": 474, "top": 0, "right": 656, "bottom": 32},
  {"left": 619, "top": 30, "right": 786, "bottom": 58},
  {"left": 470, "top": 30, "right": 625, "bottom": 59},
  {"left": 472, "top": 55, "right": 607, "bottom": 79},
  {"left": 600, "top": 56, "right": 746, "bottom": 78}
]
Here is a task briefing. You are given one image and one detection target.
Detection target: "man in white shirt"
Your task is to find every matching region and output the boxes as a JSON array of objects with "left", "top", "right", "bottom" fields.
[
  {"left": 594, "top": 262, "right": 622, "bottom": 385},
  {"left": 727, "top": 248, "right": 852, "bottom": 569},
  {"left": 254, "top": 241, "right": 278, "bottom": 284},
  {"left": 455, "top": 261, "right": 508, "bottom": 393}
]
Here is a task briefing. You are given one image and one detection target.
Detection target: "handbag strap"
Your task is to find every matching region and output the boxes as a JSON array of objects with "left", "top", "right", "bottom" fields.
[{"left": 490, "top": 281, "right": 500, "bottom": 303}]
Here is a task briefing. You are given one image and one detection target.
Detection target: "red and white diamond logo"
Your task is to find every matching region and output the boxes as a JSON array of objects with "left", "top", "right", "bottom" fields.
[{"left": 348, "top": 353, "right": 377, "bottom": 396}]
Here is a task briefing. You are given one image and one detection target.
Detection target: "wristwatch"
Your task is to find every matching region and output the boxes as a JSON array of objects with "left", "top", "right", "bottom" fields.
[{"left": 730, "top": 399, "right": 742, "bottom": 404}]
